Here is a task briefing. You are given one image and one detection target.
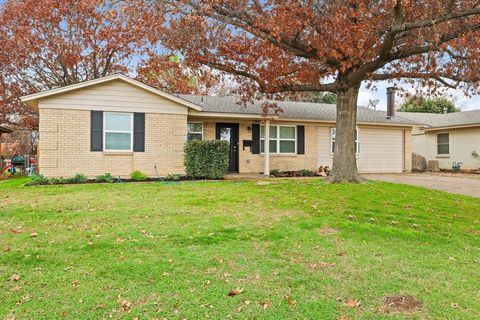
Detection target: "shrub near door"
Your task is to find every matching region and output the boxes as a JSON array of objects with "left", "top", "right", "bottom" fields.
[{"left": 184, "top": 140, "right": 229, "bottom": 179}]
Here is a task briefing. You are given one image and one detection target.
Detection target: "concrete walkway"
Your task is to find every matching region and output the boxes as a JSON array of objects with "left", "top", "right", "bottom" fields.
[{"left": 365, "top": 173, "right": 480, "bottom": 198}]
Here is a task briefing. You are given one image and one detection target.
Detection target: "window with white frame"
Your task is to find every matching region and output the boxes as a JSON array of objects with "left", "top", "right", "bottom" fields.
[
  {"left": 331, "top": 128, "right": 360, "bottom": 154},
  {"left": 260, "top": 125, "right": 296, "bottom": 154},
  {"left": 187, "top": 122, "right": 203, "bottom": 140},
  {"left": 437, "top": 133, "right": 449, "bottom": 155},
  {"left": 104, "top": 112, "right": 133, "bottom": 151}
]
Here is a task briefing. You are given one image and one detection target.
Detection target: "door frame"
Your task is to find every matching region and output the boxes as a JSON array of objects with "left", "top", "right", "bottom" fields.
[{"left": 215, "top": 123, "right": 240, "bottom": 173}]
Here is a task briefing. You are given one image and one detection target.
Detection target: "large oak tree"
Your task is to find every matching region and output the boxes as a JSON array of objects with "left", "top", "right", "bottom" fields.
[{"left": 153, "top": 0, "right": 480, "bottom": 182}]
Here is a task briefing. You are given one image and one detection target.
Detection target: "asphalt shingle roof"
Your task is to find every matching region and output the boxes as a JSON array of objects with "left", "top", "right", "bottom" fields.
[
  {"left": 398, "top": 110, "right": 480, "bottom": 128},
  {"left": 179, "top": 95, "right": 417, "bottom": 125}
]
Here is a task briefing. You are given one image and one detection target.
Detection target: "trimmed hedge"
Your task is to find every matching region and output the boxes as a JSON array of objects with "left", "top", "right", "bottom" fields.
[{"left": 184, "top": 140, "right": 229, "bottom": 179}]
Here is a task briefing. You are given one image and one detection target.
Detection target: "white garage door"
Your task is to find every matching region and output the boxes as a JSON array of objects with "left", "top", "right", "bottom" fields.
[
  {"left": 357, "top": 128, "right": 404, "bottom": 173},
  {"left": 317, "top": 126, "right": 405, "bottom": 173}
]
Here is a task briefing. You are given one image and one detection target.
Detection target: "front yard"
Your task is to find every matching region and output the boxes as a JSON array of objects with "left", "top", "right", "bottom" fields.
[{"left": 0, "top": 178, "right": 479, "bottom": 319}]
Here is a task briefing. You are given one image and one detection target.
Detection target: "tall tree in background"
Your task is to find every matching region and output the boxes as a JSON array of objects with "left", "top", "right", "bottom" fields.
[
  {"left": 398, "top": 96, "right": 460, "bottom": 113},
  {"left": 0, "top": 0, "right": 161, "bottom": 124},
  {"left": 154, "top": 1, "right": 480, "bottom": 182}
]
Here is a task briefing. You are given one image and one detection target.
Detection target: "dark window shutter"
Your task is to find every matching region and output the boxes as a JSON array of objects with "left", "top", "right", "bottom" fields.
[
  {"left": 251, "top": 124, "right": 260, "bottom": 154},
  {"left": 133, "top": 113, "right": 145, "bottom": 152},
  {"left": 90, "top": 111, "right": 103, "bottom": 151},
  {"left": 297, "top": 125, "right": 305, "bottom": 154}
]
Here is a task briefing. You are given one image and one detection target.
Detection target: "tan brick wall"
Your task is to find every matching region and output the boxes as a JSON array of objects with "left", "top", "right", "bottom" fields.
[
  {"left": 197, "top": 119, "right": 318, "bottom": 173},
  {"left": 39, "top": 108, "right": 186, "bottom": 178}
]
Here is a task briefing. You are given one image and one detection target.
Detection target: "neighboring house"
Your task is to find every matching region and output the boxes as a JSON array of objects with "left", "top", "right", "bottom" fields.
[
  {"left": 20, "top": 74, "right": 415, "bottom": 178},
  {"left": 399, "top": 111, "right": 480, "bottom": 170}
]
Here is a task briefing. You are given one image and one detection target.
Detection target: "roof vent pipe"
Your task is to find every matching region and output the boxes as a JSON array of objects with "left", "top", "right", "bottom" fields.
[{"left": 386, "top": 87, "right": 396, "bottom": 119}]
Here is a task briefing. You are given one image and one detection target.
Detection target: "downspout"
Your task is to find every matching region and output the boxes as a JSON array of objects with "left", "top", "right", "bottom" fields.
[{"left": 264, "top": 119, "right": 270, "bottom": 177}]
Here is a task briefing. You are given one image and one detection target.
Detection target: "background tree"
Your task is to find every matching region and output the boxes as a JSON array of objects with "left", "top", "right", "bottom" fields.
[
  {"left": 286, "top": 92, "right": 337, "bottom": 104},
  {"left": 0, "top": 0, "right": 222, "bottom": 155},
  {"left": 398, "top": 95, "right": 460, "bottom": 113},
  {"left": 153, "top": 0, "right": 480, "bottom": 182}
]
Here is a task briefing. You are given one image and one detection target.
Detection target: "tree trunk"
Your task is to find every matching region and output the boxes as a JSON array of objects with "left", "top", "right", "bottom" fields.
[{"left": 328, "top": 85, "right": 367, "bottom": 183}]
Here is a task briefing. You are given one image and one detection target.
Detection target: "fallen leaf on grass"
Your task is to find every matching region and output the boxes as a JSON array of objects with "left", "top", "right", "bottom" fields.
[
  {"left": 345, "top": 299, "right": 361, "bottom": 308},
  {"left": 284, "top": 295, "right": 297, "bottom": 305},
  {"left": 228, "top": 288, "right": 244, "bottom": 297},
  {"left": 10, "top": 228, "right": 23, "bottom": 234},
  {"left": 306, "top": 262, "right": 336, "bottom": 269},
  {"left": 93, "top": 304, "right": 105, "bottom": 310},
  {"left": 3, "top": 244, "right": 10, "bottom": 252},
  {"left": 10, "top": 286, "right": 22, "bottom": 292},
  {"left": 120, "top": 299, "right": 131, "bottom": 311},
  {"left": 338, "top": 316, "right": 349, "bottom": 320},
  {"left": 337, "top": 251, "right": 347, "bottom": 257},
  {"left": 29, "top": 232, "right": 38, "bottom": 238},
  {"left": 9, "top": 274, "right": 20, "bottom": 281},
  {"left": 71, "top": 280, "right": 80, "bottom": 288},
  {"left": 259, "top": 300, "right": 272, "bottom": 310}
]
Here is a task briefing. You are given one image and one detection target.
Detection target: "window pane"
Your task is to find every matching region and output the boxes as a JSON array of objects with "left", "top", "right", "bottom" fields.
[
  {"left": 438, "top": 144, "right": 449, "bottom": 155},
  {"left": 260, "top": 126, "right": 277, "bottom": 138},
  {"left": 260, "top": 139, "right": 277, "bottom": 153},
  {"left": 270, "top": 126, "right": 277, "bottom": 138},
  {"left": 280, "top": 126, "right": 295, "bottom": 139},
  {"left": 188, "top": 123, "right": 203, "bottom": 133},
  {"left": 105, "top": 113, "right": 132, "bottom": 131},
  {"left": 187, "top": 133, "right": 203, "bottom": 141},
  {"left": 437, "top": 133, "right": 449, "bottom": 144},
  {"left": 105, "top": 132, "right": 131, "bottom": 150},
  {"left": 280, "top": 140, "right": 295, "bottom": 153}
]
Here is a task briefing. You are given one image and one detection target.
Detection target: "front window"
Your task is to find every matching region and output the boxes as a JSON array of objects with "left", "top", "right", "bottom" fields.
[
  {"left": 331, "top": 128, "right": 360, "bottom": 154},
  {"left": 104, "top": 112, "right": 133, "bottom": 151},
  {"left": 260, "top": 125, "right": 296, "bottom": 154},
  {"left": 437, "top": 133, "right": 449, "bottom": 155},
  {"left": 187, "top": 123, "right": 203, "bottom": 140}
]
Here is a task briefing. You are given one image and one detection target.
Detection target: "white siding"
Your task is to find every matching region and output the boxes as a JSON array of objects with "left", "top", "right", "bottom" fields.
[
  {"left": 317, "top": 126, "right": 405, "bottom": 173},
  {"left": 411, "top": 127, "right": 480, "bottom": 170},
  {"left": 38, "top": 79, "right": 188, "bottom": 115}
]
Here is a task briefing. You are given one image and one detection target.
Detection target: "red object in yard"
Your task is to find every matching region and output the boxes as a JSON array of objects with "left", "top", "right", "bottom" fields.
[{"left": 1, "top": 164, "right": 12, "bottom": 174}]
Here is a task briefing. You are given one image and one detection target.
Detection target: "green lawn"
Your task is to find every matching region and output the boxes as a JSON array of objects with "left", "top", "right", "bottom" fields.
[{"left": 1, "top": 177, "right": 479, "bottom": 319}]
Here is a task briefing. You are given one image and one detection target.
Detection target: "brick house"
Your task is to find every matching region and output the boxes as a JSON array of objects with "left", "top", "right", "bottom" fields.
[{"left": 20, "top": 74, "right": 415, "bottom": 178}]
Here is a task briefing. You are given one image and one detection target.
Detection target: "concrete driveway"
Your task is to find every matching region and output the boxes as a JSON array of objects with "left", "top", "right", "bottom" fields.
[{"left": 365, "top": 173, "right": 480, "bottom": 198}]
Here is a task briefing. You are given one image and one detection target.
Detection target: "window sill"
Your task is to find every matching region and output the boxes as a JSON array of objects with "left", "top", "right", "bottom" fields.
[
  {"left": 436, "top": 155, "right": 450, "bottom": 158},
  {"left": 103, "top": 151, "right": 134, "bottom": 156},
  {"left": 260, "top": 153, "right": 299, "bottom": 157}
]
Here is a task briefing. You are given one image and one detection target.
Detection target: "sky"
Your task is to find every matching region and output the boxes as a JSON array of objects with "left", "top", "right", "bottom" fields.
[{"left": 359, "top": 81, "right": 480, "bottom": 111}]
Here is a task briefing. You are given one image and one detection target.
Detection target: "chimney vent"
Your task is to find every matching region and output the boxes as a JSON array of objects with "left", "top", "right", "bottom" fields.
[{"left": 386, "top": 87, "right": 396, "bottom": 119}]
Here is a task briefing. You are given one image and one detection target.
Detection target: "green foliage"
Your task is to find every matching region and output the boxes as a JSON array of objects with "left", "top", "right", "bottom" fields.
[
  {"left": 184, "top": 140, "right": 229, "bottom": 179},
  {"left": 291, "top": 92, "right": 337, "bottom": 104},
  {"left": 270, "top": 169, "right": 282, "bottom": 177},
  {"left": 130, "top": 170, "right": 148, "bottom": 181},
  {"left": 28, "top": 173, "right": 89, "bottom": 186},
  {"left": 398, "top": 95, "right": 460, "bottom": 113},
  {"left": 164, "top": 173, "right": 182, "bottom": 181},
  {"left": 298, "top": 169, "right": 316, "bottom": 176},
  {"left": 96, "top": 173, "right": 114, "bottom": 183},
  {"left": 71, "top": 173, "right": 87, "bottom": 183},
  {"left": 28, "top": 174, "right": 49, "bottom": 186}
]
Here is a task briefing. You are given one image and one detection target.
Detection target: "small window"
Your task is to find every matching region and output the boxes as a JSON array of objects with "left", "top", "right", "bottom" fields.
[
  {"left": 331, "top": 128, "right": 360, "bottom": 154},
  {"left": 104, "top": 112, "right": 133, "bottom": 151},
  {"left": 187, "top": 122, "right": 203, "bottom": 140},
  {"left": 260, "top": 125, "right": 296, "bottom": 154},
  {"left": 437, "top": 133, "right": 449, "bottom": 155}
]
